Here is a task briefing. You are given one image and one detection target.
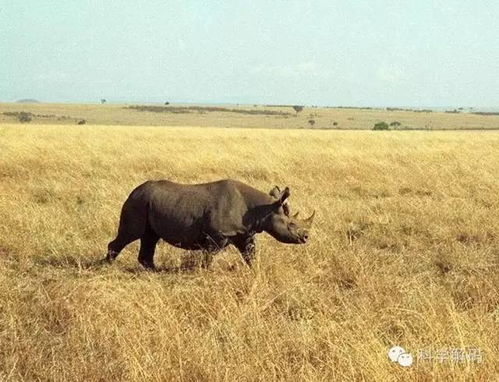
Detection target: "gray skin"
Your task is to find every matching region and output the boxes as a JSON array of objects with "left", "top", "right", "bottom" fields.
[{"left": 105, "top": 179, "right": 315, "bottom": 269}]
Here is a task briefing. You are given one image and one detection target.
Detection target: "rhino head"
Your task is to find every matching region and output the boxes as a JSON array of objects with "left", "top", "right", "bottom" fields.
[{"left": 265, "top": 186, "right": 315, "bottom": 244}]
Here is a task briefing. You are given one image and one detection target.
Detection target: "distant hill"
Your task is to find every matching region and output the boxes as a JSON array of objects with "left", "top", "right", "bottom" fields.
[{"left": 16, "top": 99, "right": 40, "bottom": 103}]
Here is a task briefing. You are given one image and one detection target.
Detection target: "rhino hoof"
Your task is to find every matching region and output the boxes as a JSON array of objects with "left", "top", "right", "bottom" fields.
[{"left": 139, "top": 261, "right": 156, "bottom": 271}]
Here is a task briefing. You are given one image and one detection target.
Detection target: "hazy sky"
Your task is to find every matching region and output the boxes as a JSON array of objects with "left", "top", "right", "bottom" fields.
[{"left": 1, "top": 0, "right": 498, "bottom": 106}]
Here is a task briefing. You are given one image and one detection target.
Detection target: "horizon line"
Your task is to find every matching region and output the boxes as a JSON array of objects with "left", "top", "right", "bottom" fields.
[{"left": 1, "top": 100, "right": 497, "bottom": 111}]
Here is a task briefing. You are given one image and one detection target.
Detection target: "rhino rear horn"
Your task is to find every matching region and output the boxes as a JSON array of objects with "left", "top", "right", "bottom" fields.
[{"left": 303, "top": 210, "right": 315, "bottom": 226}]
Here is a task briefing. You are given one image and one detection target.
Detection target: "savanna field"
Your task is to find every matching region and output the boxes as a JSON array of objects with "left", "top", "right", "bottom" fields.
[{"left": 0, "top": 118, "right": 498, "bottom": 380}]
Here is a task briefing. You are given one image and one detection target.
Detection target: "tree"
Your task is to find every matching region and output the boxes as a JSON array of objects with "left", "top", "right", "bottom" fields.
[
  {"left": 292, "top": 105, "right": 304, "bottom": 116},
  {"left": 373, "top": 122, "right": 390, "bottom": 131},
  {"left": 308, "top": 119, "right": 315, "bottom": 127},
  {"left": 100, "top": 99, "right": 106, "bottom": 104}
]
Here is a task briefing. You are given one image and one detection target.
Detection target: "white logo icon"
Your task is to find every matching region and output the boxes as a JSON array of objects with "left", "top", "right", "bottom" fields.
[{"left": 388, "top": 346, "right": 413, "bottom": 367}]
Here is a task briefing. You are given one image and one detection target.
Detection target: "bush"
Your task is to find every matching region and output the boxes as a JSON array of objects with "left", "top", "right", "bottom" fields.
[
  {"left": 77, "top": 119, "right": 86, "bottom": 125},
  {"left": 308, "top": 119, "right": 315, "bottom": 126},
  {"left": 373, "top": 122, "right": 389, "bottom": 131},
  {"left": 389, "top": 121, "right": 401, "bottom": 127},
  {"left": 18, "top": 112, "right": 32, "bottom": 123}
]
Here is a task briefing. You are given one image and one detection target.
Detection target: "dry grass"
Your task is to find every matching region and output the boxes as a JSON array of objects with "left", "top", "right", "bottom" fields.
[
  {"left": 1, "top": 102, "right": 499, "bottom": 130},
  {"left": 0, "top": 124, "right": 498, "bottom": 381}
]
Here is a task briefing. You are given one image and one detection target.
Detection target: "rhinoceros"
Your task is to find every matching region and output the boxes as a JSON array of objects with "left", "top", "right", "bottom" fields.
[{"left": 105, "top": 179, "right": 314, "bottom": 269}]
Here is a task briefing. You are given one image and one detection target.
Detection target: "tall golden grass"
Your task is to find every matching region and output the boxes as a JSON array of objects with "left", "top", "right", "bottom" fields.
[{"left": 0, "top": 124, "right": 498, "bottom": 381}]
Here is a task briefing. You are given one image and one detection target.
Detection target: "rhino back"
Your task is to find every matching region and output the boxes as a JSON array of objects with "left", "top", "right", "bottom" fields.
[{"left": 142, "top": 180, "right": 252, "bottom": 244}]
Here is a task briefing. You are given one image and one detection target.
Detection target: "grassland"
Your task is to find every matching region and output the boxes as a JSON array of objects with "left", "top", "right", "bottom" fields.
[
  {"left": 0, "top": 122, "right": 498, "bottom": 381},
  {"left": 1, "top": 102, "right": 499, "bottom": 130}
]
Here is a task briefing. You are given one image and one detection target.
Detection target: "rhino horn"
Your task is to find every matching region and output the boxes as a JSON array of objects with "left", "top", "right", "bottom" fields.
[
  {"left": 292, "top": 211, "right": 300, "bottom": 218},
  {"left": 303, "top": 210, "right": 315, "bottom": 225}
]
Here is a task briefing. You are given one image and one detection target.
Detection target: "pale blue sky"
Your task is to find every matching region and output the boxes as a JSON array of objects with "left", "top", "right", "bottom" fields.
[{"left": 1, "top": 0, "right": 498, "bottom": 107}]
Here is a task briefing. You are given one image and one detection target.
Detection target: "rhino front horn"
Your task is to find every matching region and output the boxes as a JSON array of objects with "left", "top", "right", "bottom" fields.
[{"left": 303, "top": 210, "right": 315, "bottom": 225}]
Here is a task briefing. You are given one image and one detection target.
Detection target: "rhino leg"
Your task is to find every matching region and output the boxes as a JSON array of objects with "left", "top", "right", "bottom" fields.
[
  {"left": 199, "top": 233, "right": 229, "bottom": 269},
  {"left": 138, "top": 226, "right": 160, "bottom": 270},
  {"left": 232, "top": 235, "right": 256, "bottom": 267},
  {"left": 106, "top": 232, "right": 139, "bottom": 263},
  {"left": 201, "top": 251, "right": 214, "bottom": 269},
  {"left": 106, "top": 194, "right": 148, "bottom": 264}
]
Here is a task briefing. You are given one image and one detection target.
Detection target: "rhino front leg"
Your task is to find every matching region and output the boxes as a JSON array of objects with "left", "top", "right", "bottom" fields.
[
  {"left": 233, "top": 235, "right": 256, "bottom": 267},
  {"left": 200, "top": 234, "right": 229, "bottom": 269},
  {"left": 201, "top": 251, "right": 214, "bottom": 269}
]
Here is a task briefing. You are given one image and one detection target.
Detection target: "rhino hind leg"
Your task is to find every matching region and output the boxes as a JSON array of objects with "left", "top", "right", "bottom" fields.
[
  {"left": 106, "top": 193, "right": 149, "bottom": 264},
  {"left": 138, "top": 225, "right": 160, "bottom": 270},
  {"left": 106, "top": 232, "right": 139, "bottom": 263}
]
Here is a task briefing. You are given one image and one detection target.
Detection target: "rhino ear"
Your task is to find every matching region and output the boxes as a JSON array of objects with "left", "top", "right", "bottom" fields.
[
  {"left": 269, "top": 186, "right": 281, "bottom": 199},
  {"left": 278, "top": 187, "right": 290, "bottom": 205}
]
